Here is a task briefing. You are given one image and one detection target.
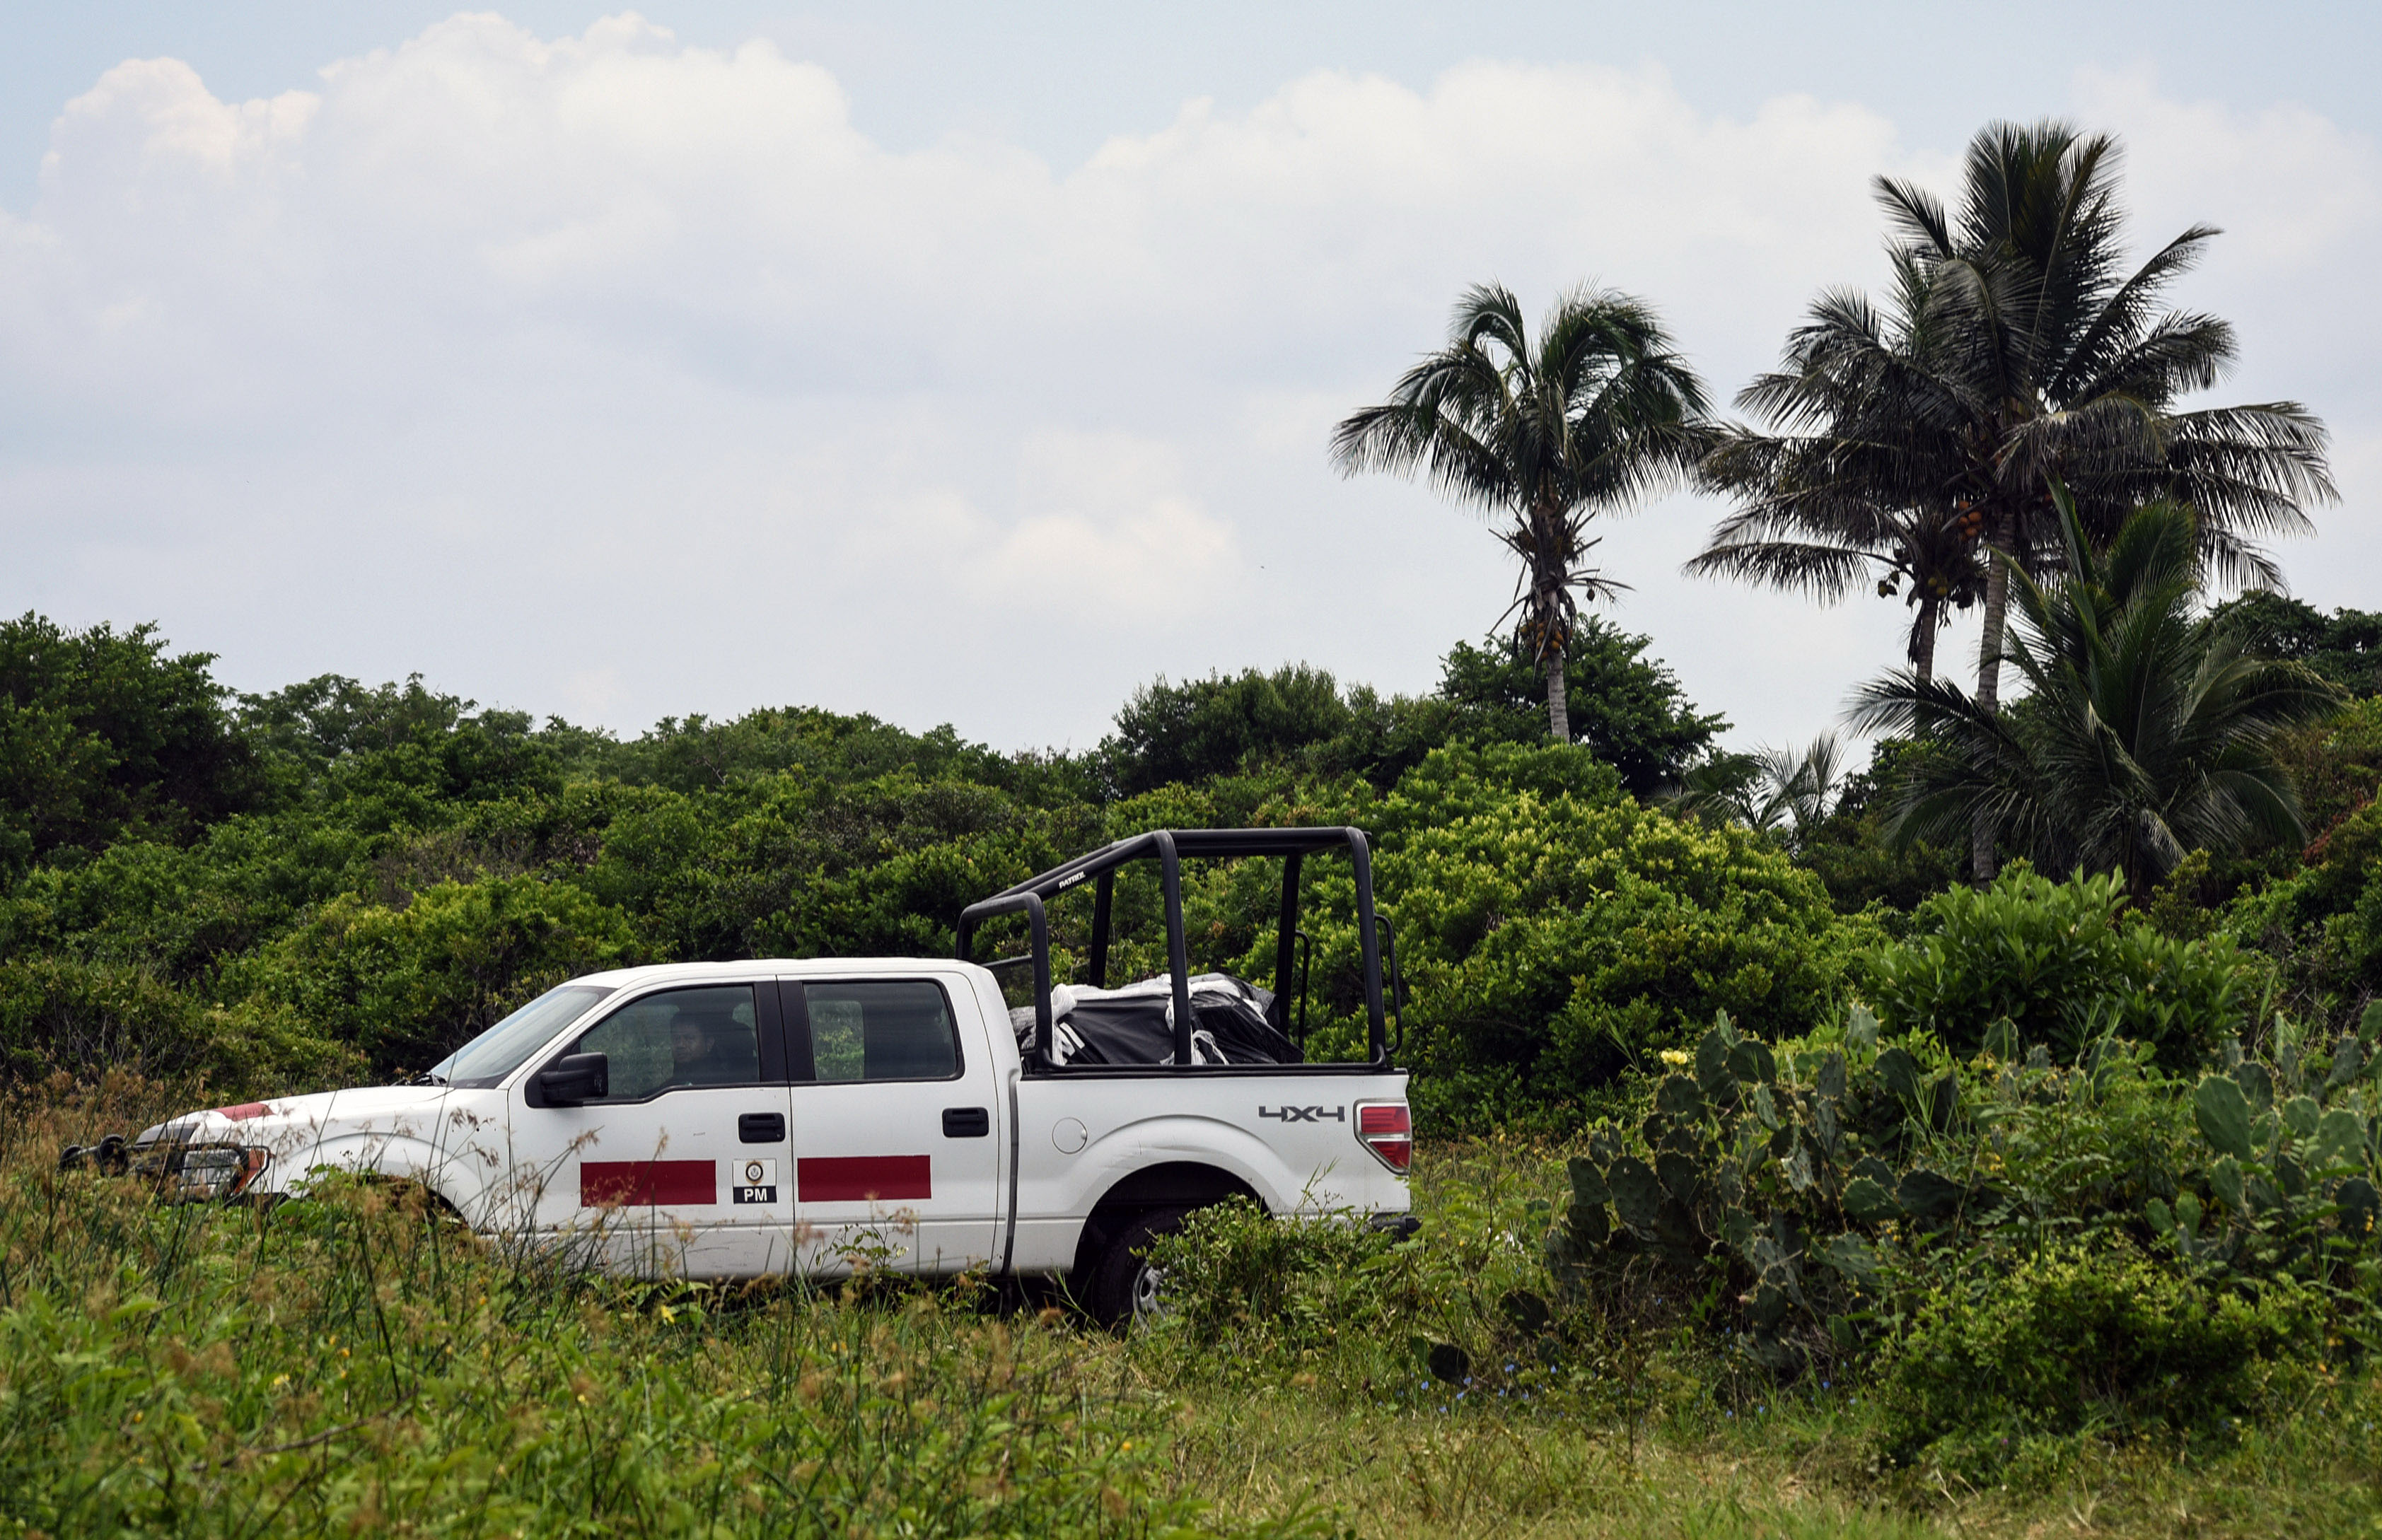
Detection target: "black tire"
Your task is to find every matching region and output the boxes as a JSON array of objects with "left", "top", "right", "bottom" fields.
[{"left": 1083, "top": 1206, "right": 1190, "bottom": 1327}]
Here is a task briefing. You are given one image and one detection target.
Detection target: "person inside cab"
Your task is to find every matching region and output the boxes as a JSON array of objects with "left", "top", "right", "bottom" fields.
[{"left": 669, "top": 1005, "right": 756, "bottom": 1088}]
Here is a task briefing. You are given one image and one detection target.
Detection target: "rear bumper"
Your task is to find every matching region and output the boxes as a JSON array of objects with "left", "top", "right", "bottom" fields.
[{"left": 1366, "top": 1212, "right": 1420, "bottom": 1239}]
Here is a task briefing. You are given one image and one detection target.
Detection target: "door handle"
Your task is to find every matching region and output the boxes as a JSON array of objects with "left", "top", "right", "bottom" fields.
[
  {"left": 738, "top": 1112, "right": 786, "bottom": 1144},
  {"left": 941, "top": 1107, "right": 990, "bottom": 1138}
]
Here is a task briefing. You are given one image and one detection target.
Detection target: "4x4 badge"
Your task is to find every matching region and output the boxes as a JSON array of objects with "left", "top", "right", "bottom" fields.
[{"left": 1258, "top": 1105, "right": 1346, "bottom": 1124}]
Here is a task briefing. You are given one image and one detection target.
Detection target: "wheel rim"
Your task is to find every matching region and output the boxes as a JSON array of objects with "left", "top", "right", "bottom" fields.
[{"left": 1129, "top": 1259, "right": 1169, "bottom": 1323}]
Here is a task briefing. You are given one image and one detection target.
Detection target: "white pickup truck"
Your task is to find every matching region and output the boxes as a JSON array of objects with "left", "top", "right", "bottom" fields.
[{"left": 88, "top": 828, "right": 1414, "bottom": 1321}]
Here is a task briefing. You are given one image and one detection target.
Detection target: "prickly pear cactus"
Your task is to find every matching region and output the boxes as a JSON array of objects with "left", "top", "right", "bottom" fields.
[
  {"left": 2160, "top": 1019, "right": 2382, "bottom": 1279},
  {"left": 1545, "top": 1008, "right": 1994, "bottom": 1374}
]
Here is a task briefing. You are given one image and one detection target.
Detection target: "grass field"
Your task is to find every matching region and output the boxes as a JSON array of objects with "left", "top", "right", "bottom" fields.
[{"left": 4, "top": 1078, "right": 2378, "bottom": 1538}]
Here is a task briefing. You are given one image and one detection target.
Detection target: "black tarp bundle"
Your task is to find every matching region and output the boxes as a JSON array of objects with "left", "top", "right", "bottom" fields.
[{"left": 1009, "top": 972, "right": 1303, "bottom": 1066}]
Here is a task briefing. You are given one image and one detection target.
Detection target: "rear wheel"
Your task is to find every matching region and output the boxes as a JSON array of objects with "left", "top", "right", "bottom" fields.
[{"left": 1084, "top": 1206, "right": 1190, "bottom": 1327}]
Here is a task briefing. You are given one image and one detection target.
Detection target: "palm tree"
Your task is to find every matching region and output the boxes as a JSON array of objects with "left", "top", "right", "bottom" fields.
[
  {"left": 1693, "top": 121, "right": 2333, "bottom": 875},
  {"left": 1850, "top": 485, "right": 2344, "bottom": 902},
  {"left": 1333, "top": 284, "right": 1709, "bottom": 742},
  {"left": 1670, "top": 733, "right": 1847, "bottom": 851},
  {"left": 1686, "top": 460, "right": 1985, "bottom": 683}
]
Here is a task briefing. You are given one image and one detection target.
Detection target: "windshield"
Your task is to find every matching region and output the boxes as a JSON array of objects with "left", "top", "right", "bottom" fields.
[{"left": 427, "top": 984, "right": 615, "bottom": 1087}]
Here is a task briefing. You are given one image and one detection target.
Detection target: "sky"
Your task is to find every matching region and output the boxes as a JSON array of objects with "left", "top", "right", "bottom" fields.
[{"left": 3, "top": 3, "right": 2376, "bottom": 756}]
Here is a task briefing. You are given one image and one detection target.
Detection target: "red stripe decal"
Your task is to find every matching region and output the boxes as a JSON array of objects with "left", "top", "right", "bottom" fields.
[
  {"left": 798, "top": 1155, "right": 931, "bottom": 1203},
  {"left": 581, "top": 1160, "right": 716, "bottom": 1207},
  {"left": 216, "top": 1102, "right": 272, "bottom": 1121}
]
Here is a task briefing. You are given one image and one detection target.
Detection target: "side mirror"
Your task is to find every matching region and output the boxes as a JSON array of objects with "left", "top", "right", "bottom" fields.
[{"left": 537, "top": 1053, "right": 608, "bottom": 1106}]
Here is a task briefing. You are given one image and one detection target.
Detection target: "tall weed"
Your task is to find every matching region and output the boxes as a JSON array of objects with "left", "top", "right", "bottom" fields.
[{"left": 0, "top": 1081, "right": 1297, "bottom": 1539}]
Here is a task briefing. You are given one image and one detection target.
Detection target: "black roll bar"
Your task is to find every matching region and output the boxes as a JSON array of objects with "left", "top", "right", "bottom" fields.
[
  {"left": 1153, "top": 830, "right": 1193, "bottom": 1067},
  {"left": 953, "top": 890, "right": 1052, "bottom": 1071},
  {"left": 1271, "top": 852, "right": 1303, "bottom": 1034},
  {"left": 954, "top": 826, "right": 1389, "bottom": 1069}
]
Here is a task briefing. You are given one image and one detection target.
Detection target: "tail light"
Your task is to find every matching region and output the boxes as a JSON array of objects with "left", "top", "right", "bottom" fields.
[{"left": 1355, "top": 1102, "right": 1412, "bottom": 1173}]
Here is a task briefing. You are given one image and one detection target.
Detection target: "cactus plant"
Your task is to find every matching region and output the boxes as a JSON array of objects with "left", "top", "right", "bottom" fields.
[
  {"left": 2163, "top": 1017, "right": 2382, "bottom": 1298},
  {"left": 1541, "top": 1001, "right": 2382, "bottom": 1382},
  {"left": 1545, "top": 1007, "right": 1994, "bottom": 1372}
]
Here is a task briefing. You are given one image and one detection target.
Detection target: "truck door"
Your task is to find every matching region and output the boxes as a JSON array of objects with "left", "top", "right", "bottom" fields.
[
  {"left": 516, "top": 980, "right": 796, "bottom": 1278},
  {"left": 782, "top": 975, "right": 1003, "bottom": 1276}
]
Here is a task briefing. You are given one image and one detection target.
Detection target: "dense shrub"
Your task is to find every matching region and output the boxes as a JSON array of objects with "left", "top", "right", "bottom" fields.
[
  {"left": 1096, "top": 623, "right": 1727, "bottom": 802},
  {"left": 230, "top": 876, "right": 639, "bottom": 1078},
  {"left": 1543, "top": 999, "right": 2382, "bottom": 1361},
  {"left": 1143, "top": 1196, "right": 1406, "bottom": 1358},
  {"left": 2231, "top": 704, "right": 2382, "bottom": 1029},
  {"left": 1878, "top": 1242, "right": 2313, "bottom": 1474},
  {"left": 0, "top": 957, "right": 354, "bottom": 1086},
  {"left": 0, "top": 614, "right": 262, "bottom": 875},
  {"left": 1434, "top": 623, "right": 1728, "bottom": 798},
  {"left": 1864, "top": 866, "right": 2259, "bottom": 1070},
  {"left": 1377, "top": 744, "right": 1872, "bottom": 1128},
  {"left": 2214, "top": 590, "right": 2382, "bottom": 699},
  {"left": 1064, "top": 743, "right": 1870, "bottom": 1130}
]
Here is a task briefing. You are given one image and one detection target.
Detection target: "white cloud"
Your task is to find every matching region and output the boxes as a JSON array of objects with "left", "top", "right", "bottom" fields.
[{"left": 1, "top": 15, "right": 2372, "bottom": 751}]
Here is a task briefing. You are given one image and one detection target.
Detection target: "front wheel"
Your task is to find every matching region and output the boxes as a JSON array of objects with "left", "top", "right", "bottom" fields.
[{"left": 1083, "top": 1206, "right": 1190, "bottom": 1327}]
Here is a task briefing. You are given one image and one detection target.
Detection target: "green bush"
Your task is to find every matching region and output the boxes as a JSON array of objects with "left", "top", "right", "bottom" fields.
[
  {"left": 1062, "top": 743, "right": 1870, "bottom": 1130},
  {"left": 1378, "top": 744, "right": 1872, "bottom": 1128},
  {"left": 1878, "top": 1242, "right": 2313, "bottom": 1474},
  {"left": 1095, "top": 624, "right": 1729, "bottom": 801},
  {"left": 1, "top": 614, "right": 264, "bottom": 876},
  {"left": 0, "top": 956, "right": 354, "bottom": 1087},
  {"left": 2233, "top": 777, "right": 2382, "bottom": 1032},
  {"left": 1539, "top": 998, "right": 2382, "bottom": 1379},
  {"left": 1864, "top": 866, "right": 2258, "bottom": 1070},
  {"left": 1143, "top": 1197, "right": 1405, "bottom": 1358},
  {"left": 228, "top": 875, "right": 639, "bottom": 1078}
]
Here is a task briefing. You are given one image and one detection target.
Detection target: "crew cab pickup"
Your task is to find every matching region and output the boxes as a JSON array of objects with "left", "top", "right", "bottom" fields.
[{"left": 81, "top": 828, "right": 1412, "bottom": 1320}]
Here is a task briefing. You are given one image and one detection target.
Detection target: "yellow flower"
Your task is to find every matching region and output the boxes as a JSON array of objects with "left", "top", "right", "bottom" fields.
[{"left": 1659, "top": 1049, "right": 1691, "bottom": 1068}]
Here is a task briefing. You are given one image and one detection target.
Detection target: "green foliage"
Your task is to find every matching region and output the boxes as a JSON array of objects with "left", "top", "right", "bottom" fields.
[
  {"left": 2279, "top": 694, "right": 2382, "bottom": 851},
  {"left": 0, "top": 605, "right": 1768, "bottom": 1097},
  {"left": 1863, "top": 867, "right": 2260, "bottom": 1070},
  {"left": 982, "top": 741, "right": 1865, "bottom": 1134},
  {"left": 1366, "top": 745, "right": 1869, "bottom": 1128},
  {"left": 1076, "top": 742, "right": 1866, "bottom": 1128},
  {"left": 1789, "top": 740, "right": 1963, "bottom": 916},
  {"left": 1878, "top": 1242, "right": 2315, "bottom": 1474},
  {"left": 1141, "top": 1196, "right": 1407, "bottom": 1360},
  {"left": 2229, "top": 698, "right": 2382, "bottom": 1029},
  {"left": 1855, "top": 496, "right": 2346, "bottom": 899},
  {"left": 1101, "top": 666, "right": 1362, "bottom": 796},
  {"left": 2159, "top": 1020, "right": 2382, "bottom": 1314},
  {"left": 1435, "top": 624, "right": 1728, "bottom": 798},
  {"left": 1098, "top": 624, "right": 1725, "bottom": 803},
  {"left": 2212, "top": 591, "right": 2382, "bottom": 699},
  {"left": 1544, "top": 1008, "right": 1946, "bottom": 1377},
  {"left": 1533, "top": 995, "right": 2379, "bottom": 1461},
  {"left": 0, "top": 613, "right": 262, "bottom": 877},
  {"left": 0, "top": 957, "right": 354, "bottom": 1087},
  {"left": 571, "top": 704, "right": 1087, "bottom": 803},
  {"left": 228, "top": 876, "right": 639, "bottom": 1078}
]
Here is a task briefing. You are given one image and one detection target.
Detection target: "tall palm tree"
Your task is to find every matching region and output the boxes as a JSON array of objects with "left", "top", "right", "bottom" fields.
[
  {"left": 1334, "top": 284, "right": 1709, "bottom": 742},
  {"left": 1850, "top": 485, "right": 2344, "bottom": 902},
  {"left": 1693, "top": 121, "right": 2333, "bottom": 875}
]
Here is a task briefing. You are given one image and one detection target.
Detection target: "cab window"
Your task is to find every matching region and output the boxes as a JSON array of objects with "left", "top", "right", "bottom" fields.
[
  {"left": 800, "top": 981, "right": 959, "bottom": 1083},
  {"left": 570, "top": 984, "right": 760, "bottom": 1101}
]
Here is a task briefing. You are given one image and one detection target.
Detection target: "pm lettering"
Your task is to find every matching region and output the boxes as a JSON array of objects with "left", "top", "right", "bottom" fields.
[
  {"left": 733, "top": 1157, "right": 779, "bottom": 1204},
  {"left": 1259, "top": 1105, "right": 1346, "bottom": 1124}
]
